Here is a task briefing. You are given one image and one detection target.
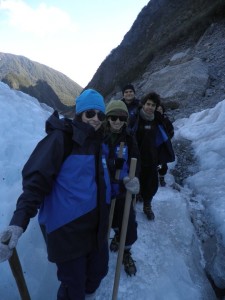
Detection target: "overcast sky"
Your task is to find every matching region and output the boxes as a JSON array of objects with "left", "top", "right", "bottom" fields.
[{"left": 0, "top": 0, "right": 149, "bottom": 87}]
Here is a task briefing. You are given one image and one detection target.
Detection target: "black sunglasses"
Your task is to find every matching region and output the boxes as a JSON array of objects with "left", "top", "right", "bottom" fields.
[
  {"left": 84, "top": 110, "right": 105, "bottom": 121},
  {"left": 109, "top": 115, "right": 127, "bottom": 122}
]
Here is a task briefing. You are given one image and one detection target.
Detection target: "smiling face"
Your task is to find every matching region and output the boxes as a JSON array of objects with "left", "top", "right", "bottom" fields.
[
  {"left": 81, "top": 110, "right": 105, "bottom": 131},
  {"left": 142, "top": 99, "right": 157, "bottom": 116},
  {"left": 108, "top": 115, "right": 127, "bottom": 132},
  {"left": 123, "top": 89, "right": 135, "bottom": 104}
]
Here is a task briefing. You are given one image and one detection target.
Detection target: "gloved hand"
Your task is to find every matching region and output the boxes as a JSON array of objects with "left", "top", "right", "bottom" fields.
[
  {"left": 123, "top": 176, "right": 140, "bottom": 195},
  {"left": 0, "top": 225, "right": 23, "bottom": 263},
  {"left": 114, "top": 158, "right": 125, "bottom": 170}
]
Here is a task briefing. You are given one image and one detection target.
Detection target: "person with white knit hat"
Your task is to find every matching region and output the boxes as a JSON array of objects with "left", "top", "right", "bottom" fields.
[
  {"left": 103, "top": 99, "right": 140, "bottom": 276},
  {"left": 0, "top": 89, "right": 111, "bottom": 300}
]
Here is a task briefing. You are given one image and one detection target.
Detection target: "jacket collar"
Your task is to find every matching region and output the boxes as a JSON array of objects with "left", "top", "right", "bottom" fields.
[{"left": 72, "top": 120, "right": 101, "bottom": 146}]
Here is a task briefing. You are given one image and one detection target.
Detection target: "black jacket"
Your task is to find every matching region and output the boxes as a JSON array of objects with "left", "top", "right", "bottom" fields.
[
  {"left": 158, "top": 112, "right": 174, "bottom": 139},
  {"left": 10, "top": 112, "right": 110, "bottom": 262},
  {"left": 103, "top": 127, "right": 140, "bottom": 198},
  {"left": 136, "top": 111, "right": 175, "bottom": 167},
  {"left": 121, "top": 98, "right": 140, "bottom": 135}
]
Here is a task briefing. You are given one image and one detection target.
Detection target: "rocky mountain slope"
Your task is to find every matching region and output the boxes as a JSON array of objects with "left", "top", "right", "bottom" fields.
[
  {"left": 86, "top": 0, "right": 225, "bottom": 116},
  {"left": 0, "top": 52, "right": 82, "bottom": 117}
]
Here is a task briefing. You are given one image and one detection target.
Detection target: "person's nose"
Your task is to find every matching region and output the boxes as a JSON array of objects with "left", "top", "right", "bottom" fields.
[{"left": 92, "top": 114, "right": 99, "bottom": 121}]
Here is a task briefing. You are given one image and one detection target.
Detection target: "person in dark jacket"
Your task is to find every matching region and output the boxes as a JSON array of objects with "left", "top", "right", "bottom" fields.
[
  {"left": 121, "top": 83, "right": 140, "bottom": 135},
  {"left": 0, "top": 89, "right": 111, "bottom": 300},
  {"left": 136, "top": 92, "right": 175, "bottom": 220},
  {"left": 156, "top": 104, "right": 174, "bottom": 187},
  {"left": 103, "top": 100, "right": 140, "bottom": 276}
]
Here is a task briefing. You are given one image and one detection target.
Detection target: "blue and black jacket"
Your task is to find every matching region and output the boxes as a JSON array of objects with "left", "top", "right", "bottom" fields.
[
  {"left": 102, "top": 127, "right": 140, "bottom": 199},
  {"left": 10, "top": 112, "right": 111, "bottom": 263},
  {"left": 121, "top": 98, "right": 140, "bottom": 135}
]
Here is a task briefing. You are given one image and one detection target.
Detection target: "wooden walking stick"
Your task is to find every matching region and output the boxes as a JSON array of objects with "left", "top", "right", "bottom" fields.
[
  {"left": 112, "top": 158, "right": 137, "bottom": 300},
  {"left": 107, "top": 142, "right": 124, "bottom": 240},
  {"left": 8, "top": 248, "right": 31, "bottom": 300},
  {"left": 2, "top": 238, "right": 31, "bottom": 300}
]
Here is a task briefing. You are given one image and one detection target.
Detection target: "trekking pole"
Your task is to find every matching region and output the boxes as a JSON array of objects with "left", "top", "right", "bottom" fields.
[
  {"left": 2, "top": 239, "right": 31, "bottom": 300},
  {"left": 133, "top": 195, "right": 137, "bottom": 208},
  {"left": 8, "top": 248, "right": 31, "bottom": 300},
  {"left": 112, "top": 158, "right": 137, "bottom": 300},
  {"left": 107, "top": 142, "right": 124, "bottom": 240}
]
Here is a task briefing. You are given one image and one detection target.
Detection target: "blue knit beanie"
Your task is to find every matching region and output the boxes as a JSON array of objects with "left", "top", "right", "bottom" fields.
[{"left": 75, "top": 89, "right": 105, "bottom": 115}]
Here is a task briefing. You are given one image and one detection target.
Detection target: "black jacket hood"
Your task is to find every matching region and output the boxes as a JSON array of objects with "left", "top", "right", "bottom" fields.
[
  {"left": 46, "top": 110, "right": 104, "bottom": 147},
  {"left": 45, "top": 110, "right": 73, "bottom": 135}
]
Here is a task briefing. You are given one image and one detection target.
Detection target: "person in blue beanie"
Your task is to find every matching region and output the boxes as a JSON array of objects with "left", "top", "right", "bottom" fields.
[{"left": 0, "top": 89, "right": 111, "bottom": 300}]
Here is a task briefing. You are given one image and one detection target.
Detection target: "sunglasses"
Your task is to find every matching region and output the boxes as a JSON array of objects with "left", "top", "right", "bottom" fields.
[
  {"left": 109, "top": 115, "right": 127, "bottom": 122},
  {"left": 84, "top": 110, "right": 105, "bottom": 121}
]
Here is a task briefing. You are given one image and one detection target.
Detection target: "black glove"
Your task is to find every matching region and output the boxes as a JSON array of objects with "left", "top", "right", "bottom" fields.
[{"left": 114, "top": 158, "right": 125, "bottom": 170}]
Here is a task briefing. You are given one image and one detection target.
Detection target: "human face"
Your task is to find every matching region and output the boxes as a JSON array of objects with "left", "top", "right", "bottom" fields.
[
  {"left": 108, "top": 115, "right": 127, "bottom": 132},
  {"left": 157, "top": 106, "right": 163, "bottom": 115},
  {"left": 81, "top": 110, "right": 105, "bottom": 131},
  {"left": 143, "top": 99, "right": 157, "bottom": 116},
  {"left": 123, "top": 89, "right": 135, "bottom": 104}
]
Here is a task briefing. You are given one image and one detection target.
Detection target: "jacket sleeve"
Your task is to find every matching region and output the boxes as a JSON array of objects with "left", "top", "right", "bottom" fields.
[
  {"left": 163, "top": 116, "right": 174, "bottom": 139},
  {"left": 155, "top": 111, "right": 174, "bottom": 139},
  {"left": 10, "top": 130, "right": 66, "bottom": 231}
]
